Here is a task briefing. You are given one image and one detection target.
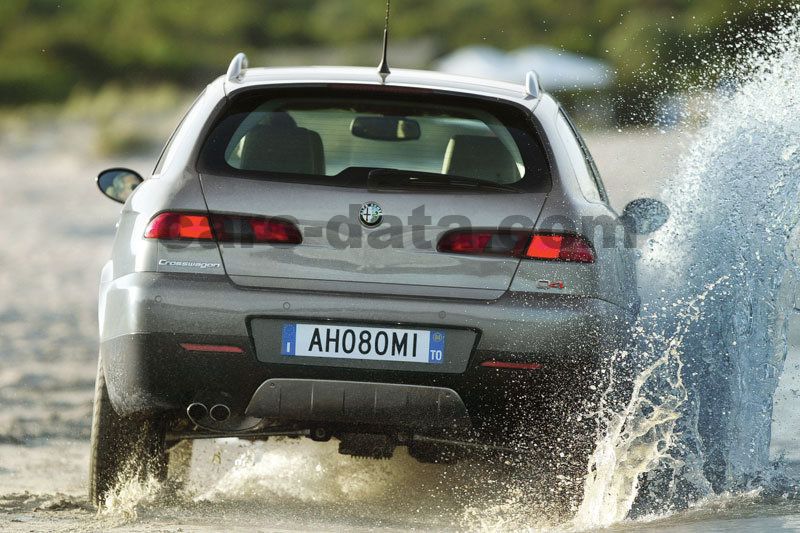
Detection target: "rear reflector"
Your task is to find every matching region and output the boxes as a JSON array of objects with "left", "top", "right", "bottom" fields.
[
  {"left": 179, "top": 343, "right": 244, "bottom": 354},
  {"left": 437, "top": 230, "right": 594, "bottom": 263},
  {"left": 144, "top": 212, "right": 302, "bottom": 244},
  {"left": 479, "top": 360, "right": 543, "bottom": 370}
]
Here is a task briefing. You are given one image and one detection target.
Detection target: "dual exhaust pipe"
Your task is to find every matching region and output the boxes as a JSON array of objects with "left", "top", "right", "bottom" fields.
[{"left": 187, "top": 402, "right": 231, "bottom": 423}]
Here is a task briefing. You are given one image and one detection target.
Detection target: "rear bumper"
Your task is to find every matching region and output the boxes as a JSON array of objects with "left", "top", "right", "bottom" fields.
[{"left": 100, "top": 272, "right": 633, "bottom": 430}]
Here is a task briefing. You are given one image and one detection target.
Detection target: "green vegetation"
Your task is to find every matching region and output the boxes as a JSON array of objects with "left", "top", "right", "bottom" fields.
[
  {"left": 0, "top": 0, "right": 783, "bottom": 106},
  {"left": 65, "top": 84, "right": 188, "bottom": 156}
]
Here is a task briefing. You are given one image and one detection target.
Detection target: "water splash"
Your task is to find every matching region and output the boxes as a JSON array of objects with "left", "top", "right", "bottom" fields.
[
  {"left": 574, "top": 282, "right": 722, "bottom": 527},
  {"left": 575, "top": 10, "right": 800, "bottom": 528},
  {"left": 97, "top": 473, "right": 163, "bottom": 523},
  {"left": 194, "top": 438, "right": 427, "bottom": 503}
]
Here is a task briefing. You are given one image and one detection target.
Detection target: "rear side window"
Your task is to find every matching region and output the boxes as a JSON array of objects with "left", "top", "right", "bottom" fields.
[
  {"left": 199, "top": 88, "right": 550, "bottom": 192},
  {"left": 153, "top": 90, "right": 206, "bottom": 175},
  {"left": 555, "top": 111, "right": 607, "bottom": 203}
]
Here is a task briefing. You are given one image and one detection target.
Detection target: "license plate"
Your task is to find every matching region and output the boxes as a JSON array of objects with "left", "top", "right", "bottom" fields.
[{"left": 280, "top": 323, "right": 445, "bottom": 364}]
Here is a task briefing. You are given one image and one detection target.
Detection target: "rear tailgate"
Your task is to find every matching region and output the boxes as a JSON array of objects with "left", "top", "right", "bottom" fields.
[{"left": 200, "top": 175, "right": 546, "bottom": 298}]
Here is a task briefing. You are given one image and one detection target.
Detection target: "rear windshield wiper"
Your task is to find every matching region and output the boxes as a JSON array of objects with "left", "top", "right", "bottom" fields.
[{"left": 368, "top": 169, "right": 521, "bottom": 193}]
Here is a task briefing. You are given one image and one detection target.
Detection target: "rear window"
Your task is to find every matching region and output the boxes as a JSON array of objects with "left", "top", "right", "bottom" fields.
[{"left": 199, "top": 88, "right": 550, "bottom": 192}]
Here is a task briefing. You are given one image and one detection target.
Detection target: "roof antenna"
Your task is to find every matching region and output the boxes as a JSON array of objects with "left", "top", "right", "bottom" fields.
[{"left": 377, "top": 0, "right": 391, "bottom": 82}]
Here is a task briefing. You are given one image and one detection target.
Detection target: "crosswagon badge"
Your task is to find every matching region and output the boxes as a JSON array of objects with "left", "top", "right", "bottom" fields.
[{"left": 359, "top": 201, "right": 383, "bottom": 227}]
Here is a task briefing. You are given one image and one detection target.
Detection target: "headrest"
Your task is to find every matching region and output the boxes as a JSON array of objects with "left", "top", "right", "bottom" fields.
[
  {"left": 240, "top": 113, "right": 325, "bottom": 175},
  {"left": 441, "top": 135, "right": 521, "bottom": 184},
  {"left": 261, "top": 111, "right": 297, "bottom": 129}
]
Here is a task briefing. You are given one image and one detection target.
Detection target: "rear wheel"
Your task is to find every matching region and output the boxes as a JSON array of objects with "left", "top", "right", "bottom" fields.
[
  {"left": 536, "top": 393, "right": 600, "bottom": 514},
  {"left": 504, "top": 366, "right": 608, "bottom": 515},
  {"left": 89, "top": 355, "right": 167, "bottom": 506}
]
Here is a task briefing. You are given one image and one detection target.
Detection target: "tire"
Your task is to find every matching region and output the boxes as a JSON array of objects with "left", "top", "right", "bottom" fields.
[
  {"left": 502, "top": 366, "right": 607, "bottom": 516},
  {"left": 89, "top": 355, "right": 167, "bottom": 506},
  {"left": 166, "top": 439, "right": 194, "bottom": 488}
]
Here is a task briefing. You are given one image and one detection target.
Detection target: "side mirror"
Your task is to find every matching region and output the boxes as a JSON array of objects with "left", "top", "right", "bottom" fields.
[
  {"left": 622, "top": 198, "right": 670, "bottom": 234},
  {"left": 350, "top": 116, "right": 421, "bottom": 141},
  {"left": 97, "top": 168, "right": 143, "bottom": 203}
]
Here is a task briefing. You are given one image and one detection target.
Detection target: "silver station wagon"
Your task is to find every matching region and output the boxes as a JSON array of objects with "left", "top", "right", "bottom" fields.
[{"left": 90, "top": 52, "right": 667, "bottom": 504}]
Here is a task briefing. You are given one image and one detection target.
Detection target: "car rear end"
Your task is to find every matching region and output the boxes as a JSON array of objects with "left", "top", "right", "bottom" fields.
[{"left": 99, "top": 75, "right": 634, "bottom": 454}]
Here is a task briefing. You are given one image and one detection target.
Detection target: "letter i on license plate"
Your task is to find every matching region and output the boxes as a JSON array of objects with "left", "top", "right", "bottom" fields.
[{"left": 281, "top": 323, "right": 445, "bottom": 364}]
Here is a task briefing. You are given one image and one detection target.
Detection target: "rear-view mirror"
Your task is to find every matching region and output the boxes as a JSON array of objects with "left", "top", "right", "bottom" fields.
[
  {"left": 350, "top": 116, "right": 421, "bottom": 141},
  {"left": 97, "top": 168, "right": 143, "bottom": 203},
  {"left": 622, "top": 198, "right": 670, "bottom": 234}
]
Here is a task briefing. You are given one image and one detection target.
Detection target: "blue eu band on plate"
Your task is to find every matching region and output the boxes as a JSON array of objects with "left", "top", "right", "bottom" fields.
[{"left": 281, "top": 323, "right": 445, "bottom": 364}]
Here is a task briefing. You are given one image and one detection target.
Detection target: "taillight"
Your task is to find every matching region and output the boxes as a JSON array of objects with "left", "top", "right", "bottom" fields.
[
  {"left": 144, "top": 213, "right": 214, "bottom": 240},
  {"left": 212, "top": 215, "right": 302, "bottom": 244},
  {"left": 436, "top": 230, "right": 530, "bottom": 256},
  {"left": 524, "top": 234, "right": 594, "bottom": 263},
  {"left": 437, "top": 230, "right": 594, "bottom": 263},
  {"left": 144, "top": 212, "right": 302, "bottom": 244}
]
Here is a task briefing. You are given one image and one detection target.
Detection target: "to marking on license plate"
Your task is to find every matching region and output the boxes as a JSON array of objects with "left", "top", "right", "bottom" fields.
[{"left": 280, "top": 323, "right": 445, "bottom": 364}]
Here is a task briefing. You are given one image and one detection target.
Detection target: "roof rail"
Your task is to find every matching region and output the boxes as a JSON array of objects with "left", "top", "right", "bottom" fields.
[
  {"left": 524, "top": 70, "right": 541, "bottom": 98},
  {"left": 226, "top": 52, "right": 248, "bottom": 83}
]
